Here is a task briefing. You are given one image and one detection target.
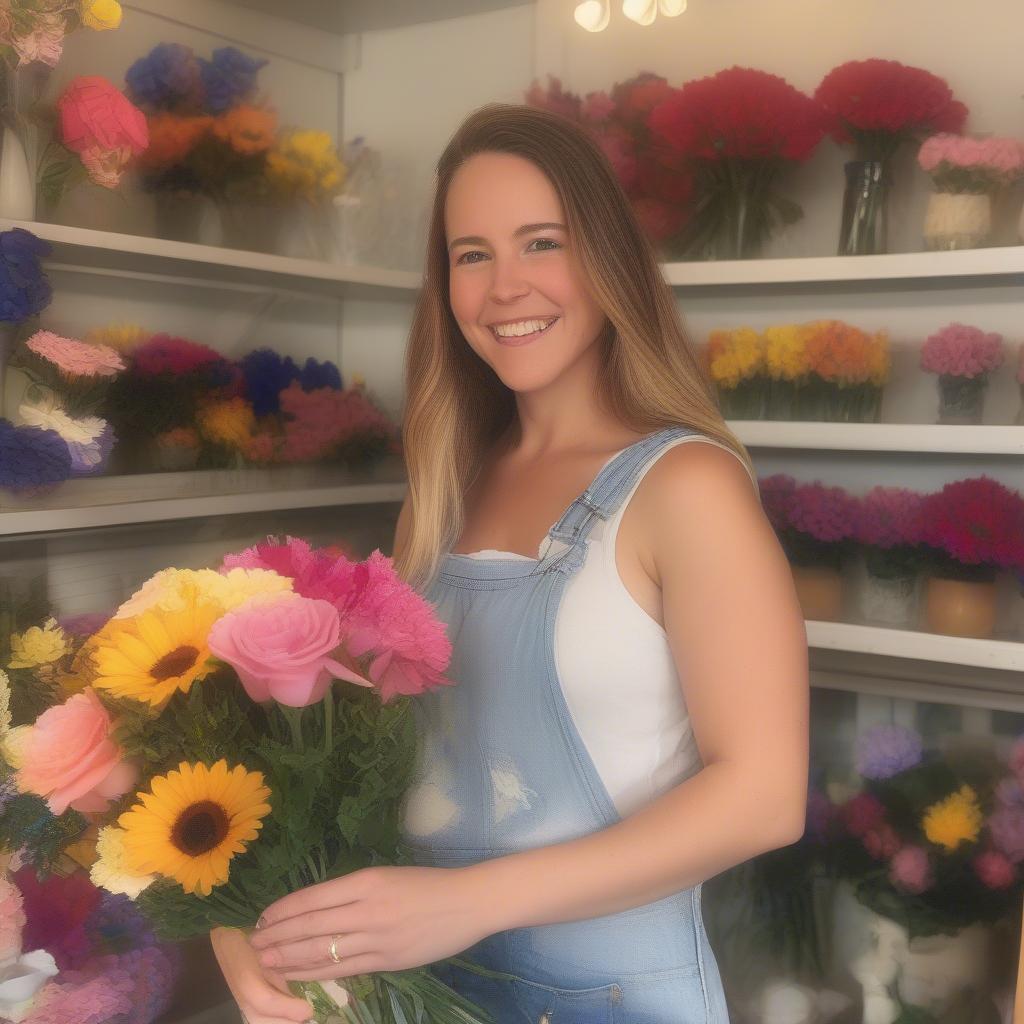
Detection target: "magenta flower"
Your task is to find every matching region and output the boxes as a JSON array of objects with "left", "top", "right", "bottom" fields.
[
  {"left": 840, "top": 792, "right": 885, "bottom": 838},
  {"left": 855, "top": 487, "right": 925, "bottom": 548},
  {"left": 787, "top": 481, "right": 858, "bottom": 543},
  {"left": 974, "top": 849, "right": 1016, "bottom": 890},
  {"left": 920, "top": 322, "right": 1004, "bottom": 379},
  {"left": 25, "top": 330, "right": 124, "bottom": 377},
  {"left": 131, "top": 333, "right": 225, "bottom": 376},
  {"left": 889, "top": 845, "right": 933, "bottom": 893}
]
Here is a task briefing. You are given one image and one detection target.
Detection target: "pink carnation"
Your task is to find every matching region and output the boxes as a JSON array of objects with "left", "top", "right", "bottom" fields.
[
  {"left": 855, "top": 487, "right": 924, "bottom": 548},
  {"left": 131, "top": 333, "right": 226, "bottom": 376},
  {"left": 26, "top": 330, "right": 125, "bottom": 378},
  {"left": 788, "top": 481, "right": 858, "bottom": 543},
  {"left": 889, "top": 845, "right": 933, "bottom": 893},
  {"left": 17, "top": 689, "right": 137, "bottom": 815},
  {"left": 0, "top": 875, "right": 26, "bottom": 962},
  {"left": 920, "top": 323, "right": 1004, "bottom": 379},
  {"left": 840, "top": 792, "right": 885, "bottom": 838},
  {"left": 864, "top": 823, "right": 901, "bottom": 860},
  {"left": 207, "top": 592, "right": 373, "bottom": 707},
  {"left": 57, "top": 77, "right": 148, "bottom": 159},
  {"left": 918, "top": 133, "right": 1024, "bottom": 181},
  {"left": 974, "top": 849, "right": 1016, "bottom": 889}
]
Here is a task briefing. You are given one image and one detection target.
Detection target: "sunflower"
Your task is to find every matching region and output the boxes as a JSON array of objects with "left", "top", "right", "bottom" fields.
[
  {"left": 118, "top": 760, "right": 271, "bottom": 896},
  {"left": 91, "top": 581, "right": 222, "bottom": 707}
]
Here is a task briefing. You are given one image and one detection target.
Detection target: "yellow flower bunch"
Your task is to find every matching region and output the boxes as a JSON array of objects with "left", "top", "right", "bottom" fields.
[
  {"left": 804, "top": 320, "right": 891, "bottom": 387},
  {"left": 8, "top": 617, "right": 69, "bottom": 669},
  {"left": 922, "top": 784, "right": 983, "bottom": 851},
  {"left": 867, "top": 330, "right": 891, "bottom": 386},
  {"left": 763, "top": 323, "right": 812, "bottom": 381},
  {"left": 84, "top": 322, "right": 152, "bottom": 354},
  {"left": 266, "top": 129, "right": 347, "bottom": 202},
  {"left": 114, "top": 566, "right": 291, "bottom": 620},
  {"left": 81, "top": 0, "right": 122, "bottom": 30},
  {"left": 197, "top": 396, "right": 256, "bottom": 450},
  {"left": 706, "top": 327, "right": 762, "bottom": 390}
]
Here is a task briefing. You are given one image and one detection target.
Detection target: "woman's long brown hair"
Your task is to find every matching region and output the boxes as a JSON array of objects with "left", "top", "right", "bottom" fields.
[{"left": 396, "top": 101, "right": 754, "bottom": 589}]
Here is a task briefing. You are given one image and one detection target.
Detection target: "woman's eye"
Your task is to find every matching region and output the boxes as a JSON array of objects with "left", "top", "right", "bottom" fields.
[{"left": 455, "top": 238, "right": 561, "bottom": 265}]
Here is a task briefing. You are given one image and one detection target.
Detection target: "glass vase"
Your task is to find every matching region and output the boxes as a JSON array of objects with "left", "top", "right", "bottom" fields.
[
  {"left": 838, "top": 160, "right": 890, "bottom": 256},
  {"left": 922, "top": 190, "right": 992, "bottom": 250},
  {"left": 936, "top": 374, "right": 987, "bottom": 425},
  {"left": 860, "top": 568, "right": 918, "bottom": 628}
]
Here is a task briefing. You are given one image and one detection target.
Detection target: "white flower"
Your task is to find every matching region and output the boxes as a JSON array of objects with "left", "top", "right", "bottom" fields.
[
  {"left": 0, "top": 949, "right": 58, "bottom": 1022},
  {"left": 89, "top": 826, "right": 155, "bottom": 898}
]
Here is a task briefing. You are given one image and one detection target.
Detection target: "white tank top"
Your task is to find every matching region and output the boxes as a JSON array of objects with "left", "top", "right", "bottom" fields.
[{"left": 462, "top": 435, "right": 757, "bottom": 817}]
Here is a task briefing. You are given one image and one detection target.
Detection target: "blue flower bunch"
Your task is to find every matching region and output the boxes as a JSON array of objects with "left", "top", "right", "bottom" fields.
[
  {"left": 241, "top": 349, "right": 343, "bottom": 416},
  {"left": 199, "top": 46, "right": 268, "bottom": 114},
  {"left": 298, "top": 355, "right": 342, "bottom": 391},
  {"left": 0, "top": 418, "right": 72, "bottom": 493},
  {"left": 0, "top": 229, "right": 52, "bottom": 324}
]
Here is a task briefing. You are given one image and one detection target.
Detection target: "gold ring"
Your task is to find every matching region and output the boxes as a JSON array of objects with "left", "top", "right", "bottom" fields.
[{"left": 328, "top": 933, "right": 343, "bottom": 964}]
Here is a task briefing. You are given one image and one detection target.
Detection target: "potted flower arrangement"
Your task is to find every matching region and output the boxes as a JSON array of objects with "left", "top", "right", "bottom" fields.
[
  {"left": 647, "top": 66, "right": 825, "bottom": 260},
  {"left": 0, "top": 0, "right": 123, "bottom": 221},
  {"left": 918, "top": 134, "right": 1024, "bottom": 250},
  {"left": 919, "top": 321, "right": 1004, "bottom": 425},
  {"left": 759, "top": 474, "right": 858, "bottom": 621},
  {"left": 762, "top": 322, "right": 813, "bottom": 420},
  {"left": 823, "top": 724, "right": 1023, "bottom": 1022},
  {"left": 917, "top": 476, "right": 1024, "bottom": 638},
  {"left": 798, "top": 319, "right": 889, "bottom": 422},
  {"left": 705, "top": 326, "right": 765, "bottom": 419},
  {"left": 814, "top": 59, "right": 968, "bottom": 255},
  {"left": 853, "top": 487, "right": 926, "bottom": 628}
]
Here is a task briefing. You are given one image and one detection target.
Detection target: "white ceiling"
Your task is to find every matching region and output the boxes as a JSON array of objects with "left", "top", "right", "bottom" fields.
[{"left": 221, "top": 0, "right": 531, "bottom": 34}]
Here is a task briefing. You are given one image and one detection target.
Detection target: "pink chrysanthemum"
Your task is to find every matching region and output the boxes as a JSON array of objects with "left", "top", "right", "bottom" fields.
[
  {"left": 974, "top": 849, "right": 1016, "bottom": 889},
  {"left": 131, "top": 333, "right": 226, "bottom": 376},
  {"left": 889, "top": 845, "right": 933, "bottom": 893},
  {"left": 25, "top": 330, "right": 124, "bottom": 377},
  {"left": 787, "top": 481, "right": 858, "bottom": 543},
  {"left": 840, "top": 792, "right": 886, "bottom": 838},
  {"left": 920, "top": 323, "right": 1004, "bottom": 379},
  {"left": 854, "top": 487, "right": 925, "bottom": 548},
  {"left": 918, "top": 476, "right": 1024, "bottom": 571}
]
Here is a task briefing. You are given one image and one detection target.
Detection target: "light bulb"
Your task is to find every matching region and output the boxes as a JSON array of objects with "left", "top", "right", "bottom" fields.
[
  {"left": 574, "top": 0, "right": 610, "bottom": 31},
  {"left": 659, "top": 0, "right": 688, "bottom": 14},
  {"left": 622, "top": 0, "right": 658, "bottom": 25}
]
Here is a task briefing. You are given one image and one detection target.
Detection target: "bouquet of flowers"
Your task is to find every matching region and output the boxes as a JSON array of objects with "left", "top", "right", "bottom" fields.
[
  {"left": 919, "top": 322, "right": 1004, "bottom": 424},
  {"left": 0, "top": 537, "right": 494, "bottom": 1024},
  {"left": 647, "top": 66, "right": 825, "bottom": 259},
  {"left": 705, "top": 327, "right": 764, "bottom": 419},
  {"left": 854, "top": 487, "right": 926, "bottom": 584},
  {"left": 918, "top": 134, "right": 1024, "bottom": 195},
  {"left": 798, "top": 319, "right": 889, "bottom": 422},
  {"left": 762, "top": 322, "right": 813, "bottom": 420},
  {"left": 822, "top": 724, "right": 1023, "bottom": 939}
]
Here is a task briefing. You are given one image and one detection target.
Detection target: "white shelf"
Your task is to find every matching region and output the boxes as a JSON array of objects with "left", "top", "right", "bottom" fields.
[
  {"left": 731, "top": 421, "right": 1024, "bottom": 455},
  {"left": 662, "top": 245, "right": 1024, "bottom": 288},
  {"left": 0, "top": 218, "right": 422, "bottom": 300},
  {"left": 806, "top": 619, "right": 1024, "bottom": 673}
]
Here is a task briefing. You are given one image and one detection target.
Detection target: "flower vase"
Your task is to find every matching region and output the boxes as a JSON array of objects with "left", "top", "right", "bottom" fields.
[
  {"left": 924, "top": 575, "right": 998, "bottom": 638},
  {"left": 0, "top": 123, "right": 33, "bottom": 221},
  {"left": 216, "top": 200, "right": 286, "bottom": 254},
  {"left": 280, "top": 201, "right": 342, "bottom": 262},
  {"left": 838, "top": 161, "right": 890, "bottom": 256},
  {"left": 936, "top": 373, "right": 987, "bottom": 424},
  {"left": 860, "top": 568, "right": 918, "bottom": 628},
  {"left": 923, "top": 191, "right": 992, "bottom": 250},
  {"left": 790, "top": 563, "right": 844, "bottom": 621}
]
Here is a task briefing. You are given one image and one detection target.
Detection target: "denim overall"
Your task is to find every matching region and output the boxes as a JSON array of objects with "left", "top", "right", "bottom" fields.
[{"left": 401, "top": 426, "right": 730, "bottom": 1023}]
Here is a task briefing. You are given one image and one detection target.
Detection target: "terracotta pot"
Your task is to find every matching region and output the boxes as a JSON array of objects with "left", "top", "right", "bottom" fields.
[
  {"left": 924, "top": 575, "right": 998, "bottom": 638},
  {"left": 791, "top": 564, "right": 843, "bottom": 621}
]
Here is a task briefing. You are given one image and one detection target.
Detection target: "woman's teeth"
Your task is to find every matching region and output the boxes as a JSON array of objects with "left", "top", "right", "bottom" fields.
[{"left": 490, "top": 317, "right": 559, "bottom": 344}]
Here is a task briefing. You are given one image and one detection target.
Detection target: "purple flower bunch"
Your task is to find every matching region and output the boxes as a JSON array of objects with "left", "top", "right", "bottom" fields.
[
  {"left": 856, "top": 724, "right": 923, "bottom": 779},
  {"left": 0, "top": 228, "right": 52, "bottom": 324},
  {"left": 0, "top": 418, "right": 72, "bottom": 494},
  {"left": 758, "top": 473, "right": 858, "bottom": 569},
  {"left": 920, "top": 322, "right": 1004, "bottom": 379}
]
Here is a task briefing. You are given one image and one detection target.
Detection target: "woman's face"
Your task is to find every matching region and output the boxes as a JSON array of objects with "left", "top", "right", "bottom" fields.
[{"left": 445, "top": 151, "right": 607, "bottom": 394}]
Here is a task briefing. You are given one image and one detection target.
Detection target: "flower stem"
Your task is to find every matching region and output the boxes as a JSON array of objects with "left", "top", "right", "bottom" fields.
[
  {"left": 283, "top": 705, "right": 304, "bottom": 751},
  {"left": 323, "top": 690, "right": 334, "bottom": 756}
]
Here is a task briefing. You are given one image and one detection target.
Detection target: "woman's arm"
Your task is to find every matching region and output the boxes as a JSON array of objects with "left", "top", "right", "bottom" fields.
[{"left": 468, "top": 441, "right": 809, "bottom": 931}]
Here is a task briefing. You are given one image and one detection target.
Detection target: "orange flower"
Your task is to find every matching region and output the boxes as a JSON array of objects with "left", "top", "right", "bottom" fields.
[
  {"left": 137, "top": 113, "right": 212, "bottom": 169},
  {"left": 212, "top": 105, "right": 277, "bottom": 155},
  {"left": 805, "top": 319, "right": 877, "bottom": 385}
]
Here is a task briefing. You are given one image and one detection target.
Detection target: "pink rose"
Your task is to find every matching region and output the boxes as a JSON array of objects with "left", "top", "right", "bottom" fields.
[
  {"left": 208, "top": 594, "right": 374, "bottom": 707},
  {"left": 17, "top": 689, "right": 137, "bottom": 815},
  {"left": 57, "top": 76, "right": 148, "bottom": 158}
]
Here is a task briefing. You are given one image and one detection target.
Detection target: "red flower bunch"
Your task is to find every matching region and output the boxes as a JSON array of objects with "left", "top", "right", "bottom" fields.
[
  {"left": 131, "top": 333, "right": 226, "bottom": 376},
  {"left": 814, "top": 59, "right": 968, "bottom": 160},
  {"left": 918, "top": 476, "right": 1024, "bottom": 578},
  {"left": 647, "top": 66, "right": 824, "bottom": 164}
]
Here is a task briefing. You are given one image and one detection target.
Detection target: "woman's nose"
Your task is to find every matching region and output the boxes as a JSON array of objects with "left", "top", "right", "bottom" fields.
[{"left": 488, "top": 259, "right": 530, "bottom": 301}]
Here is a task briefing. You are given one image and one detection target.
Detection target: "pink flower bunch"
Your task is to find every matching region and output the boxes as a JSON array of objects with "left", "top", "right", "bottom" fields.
[
  {"left": 918, "top": 133, "right": 1024, "bottom": 191},
  {"left": 57, "top": 77, "right": 149, "bottom": 189},
  {"left": 787, "top": 481, "right": 859, "bottom": 543},
  {"left": 25, "top": 331, "right": 125, "bottom": 378},
  {"left": 854, "top": 487, "right": 925, "bottom": 549},
  {"left": 24, "top": 959, "right": 136, "bottom": 1024},
  {"left": 890, "top": 845, "right": 932, "bottom": 893},
  {"left": 920, "top": 322, "right": 1004, "bottom": 379},
  {"left": 131, "top": 333, "right": 226, "bottom": 376},
  {"left": 0, "top": 875, "right": 26, "bottom": 962},
  {"left": 918, "top": 476, "right": 1024, "bottom": 572},
  {"left": 220, "top": 537, "right": 454, "bottom": 704}
]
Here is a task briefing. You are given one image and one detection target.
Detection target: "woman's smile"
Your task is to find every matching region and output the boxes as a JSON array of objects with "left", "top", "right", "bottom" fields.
[{"left": 489, "top": 315, "right": 560, "bottom": 347}]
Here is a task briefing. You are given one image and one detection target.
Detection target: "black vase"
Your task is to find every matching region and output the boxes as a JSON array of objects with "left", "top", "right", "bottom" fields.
[{"left": 838, "top": 160, "right": 890, "bottom": 256}]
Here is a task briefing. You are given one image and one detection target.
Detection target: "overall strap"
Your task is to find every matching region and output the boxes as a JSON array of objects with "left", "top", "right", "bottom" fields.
[{"left": 545, "top": 425, "right": 700, "bottom": 558}]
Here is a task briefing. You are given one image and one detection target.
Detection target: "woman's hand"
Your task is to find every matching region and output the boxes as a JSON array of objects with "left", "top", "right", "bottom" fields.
[
  {"left": 210, "top": 925, "right": 314, "bottom": 1024},
  {"left": 249, "top": 865, "right": 492, "bottom": 981}
]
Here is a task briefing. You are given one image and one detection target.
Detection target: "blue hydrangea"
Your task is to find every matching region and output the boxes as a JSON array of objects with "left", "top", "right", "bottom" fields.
[
  {"left": 198, "top": 46, "right": 268, "bottom": 114},
  {"left": 0, "top": 418, "right": 72, "bottom": 492},
  {"left": 125, "top": 42, "right": 202, "bottom": 111},
  {"left": 299, "top": 356, "right": 342, "bottom": 391},
  {"left": 0, "top": 228, "right": 52, "bottom": 323},
  {"left": 855, "top": 724, "right": 924, "bottom": 780},
  {"left": 241, "top": 348, "right": 300, "bottom": 417}
]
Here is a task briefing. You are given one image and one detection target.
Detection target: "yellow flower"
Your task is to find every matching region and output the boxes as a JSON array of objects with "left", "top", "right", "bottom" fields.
[
  {"left": 91, "top": 580, "right": 222, "bottom": 708},
  {"left": 267, "top": 129, "right": 347, "bottom": 202},
  {"left": 9, "top": 618, "right": 69, "bottom": 669},
  {"left": 922, "top": 785, "right": 983, "bottom": 851},
  {"left": 81, "top": 0, "right": 122, "bottom": 30},
  {"left": 118, "top": 760, "right": 271, "bottom": 896},
  {"left": 115, "top": 567, "right": 291, "bottom": 620},
  {"left": 83, "top": 322, "right": 151, "bottom": 353},
  {"left": 197, "top": 397, "right": 256, "bottom": 450},
  {"left": 706, "top": 328, "right": 762, "bottom": 389},
  {"left": 90, "top": 825, "right": 156, "bottom": 898},
  {"left": 763, "top": 323, "right": 812, "bottom": 381}
]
